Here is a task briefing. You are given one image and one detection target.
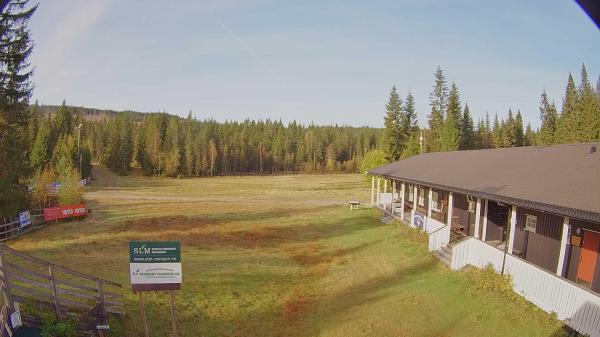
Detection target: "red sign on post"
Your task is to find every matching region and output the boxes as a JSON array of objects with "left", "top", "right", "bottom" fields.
[{"left": 43, "top": 204, "right": 88, "bottom": 221}]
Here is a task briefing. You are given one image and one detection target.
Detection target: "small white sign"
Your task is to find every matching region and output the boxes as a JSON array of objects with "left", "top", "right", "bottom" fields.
[
  {"left": 19, "top": 211, "right": 31, "bottom": 227},
  {"left": 10, "top": 309, "right": 21, "bottom": 329},
  {"left": 130, "top": 263, "right": 182, "bottom": 285}
]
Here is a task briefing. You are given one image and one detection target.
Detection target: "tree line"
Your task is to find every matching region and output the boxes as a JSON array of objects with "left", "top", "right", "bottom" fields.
[
  {"left": 84, "top": 113, "right": 382, "bottom": 177},
  {"left": 380, "top": 64, "right": 600, "bottom": 163}
]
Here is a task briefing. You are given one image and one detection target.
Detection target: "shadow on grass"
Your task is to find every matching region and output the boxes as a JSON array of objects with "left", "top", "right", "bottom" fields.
[
  {"left": 289, "top": 257, "right": 439, "bottom": 334},
  {"left": 289, "top": 241, "right": 381, "bottom": 266},
  {"left": 120, "top": 210, "right": 382, "bottom": 249}
]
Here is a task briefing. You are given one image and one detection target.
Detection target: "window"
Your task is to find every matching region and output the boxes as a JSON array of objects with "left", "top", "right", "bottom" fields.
[
  {"left": 408, "top": 185, "right": 414, "bottom": 202},
  {"left": 418, "top": 188, "right": 425, "bottom": 206},
  {"left": 525, "top": 215, "right": 537, "bottom": 232},
  {"left": 431, "top": 191, "right": 439, "bottom": 211}
]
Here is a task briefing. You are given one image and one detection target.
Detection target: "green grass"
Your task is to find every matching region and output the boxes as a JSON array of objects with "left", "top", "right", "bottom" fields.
[{"left": 9, "top": 167, "right": 570, "bottom": 337}]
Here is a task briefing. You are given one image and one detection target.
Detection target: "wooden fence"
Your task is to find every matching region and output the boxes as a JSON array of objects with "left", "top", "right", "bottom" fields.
[
  {"left": 0, "top": 210, "right": 45, "bottom": 243},
  {"left": 0, "top": 244, "right": 124, "bottom": 334},
  {"left": 450, "top": 237, "right": 600, "bottom": 337}
]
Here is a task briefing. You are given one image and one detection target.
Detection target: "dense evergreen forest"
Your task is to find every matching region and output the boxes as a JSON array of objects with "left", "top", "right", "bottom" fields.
[
  {"left": 28, "top": 63, "right": 600, "bottom": 183},
  {"left": 87, "top": 114, "right": 381, "bottom": 176}
]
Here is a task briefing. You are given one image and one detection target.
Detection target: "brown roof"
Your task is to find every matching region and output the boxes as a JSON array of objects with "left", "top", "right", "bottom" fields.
[{"left": 369, "top": 143, "right": 600, "bottom": 223}]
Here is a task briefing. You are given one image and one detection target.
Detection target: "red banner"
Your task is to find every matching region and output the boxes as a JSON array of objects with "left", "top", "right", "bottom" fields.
[{"left": 44, "top": 204, "right": 88, "bottom": 221}]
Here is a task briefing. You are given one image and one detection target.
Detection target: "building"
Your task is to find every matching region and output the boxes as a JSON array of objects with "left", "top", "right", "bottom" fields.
[{"left": 368, "top": 143, "right": 600, "bottom": 337}]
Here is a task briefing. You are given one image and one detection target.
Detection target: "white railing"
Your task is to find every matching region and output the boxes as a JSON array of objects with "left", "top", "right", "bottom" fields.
[
  {"left": 428, "top": 225, "right": 450, "bottom": 251},
  {"left": 450, "top": 237, "right": 600, "bottom": 337},
  {"left": 378, "top": 193, "right": 393, "bottom": 210},
  {"left": 425, "top": 217, "right": 445, "bottom": 234}
]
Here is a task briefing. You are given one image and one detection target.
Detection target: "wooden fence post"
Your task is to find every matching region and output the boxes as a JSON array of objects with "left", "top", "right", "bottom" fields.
[
  {"left": 48, "top": 265, "right": 62, "bottom": 319},
  {"left": 96, "top": 279, "right": 105, "bottom": 315},
  {"left": 169, "top": 290, "right": 178, "bottom": 337},
  {"left": 0, "top": 246, "right": 14, "bottom": 311},
  {"left": 139, "top": 292, "right": 150, "bottom": 337}
]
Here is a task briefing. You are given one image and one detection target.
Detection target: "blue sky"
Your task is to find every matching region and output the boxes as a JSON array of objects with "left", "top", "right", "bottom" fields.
[{"left": 29, "top": 0, "right": 600, "bottom": 128}]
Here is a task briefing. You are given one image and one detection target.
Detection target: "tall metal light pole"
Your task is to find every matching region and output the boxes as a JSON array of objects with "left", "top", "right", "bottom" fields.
[{"left": 77, "top": 123, "right": 83, "bottom": 178}]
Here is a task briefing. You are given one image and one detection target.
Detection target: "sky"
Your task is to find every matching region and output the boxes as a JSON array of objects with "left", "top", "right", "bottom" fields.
[{"left": 29, "top": 0, "right": 600, "bottom": 129}]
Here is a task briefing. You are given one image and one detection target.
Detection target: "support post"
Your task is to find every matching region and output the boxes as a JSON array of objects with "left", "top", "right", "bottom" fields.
[
  {"left": 139, "top": 292, "right": 150, "bottom": 337},
  {"left": 48, "top": 265, "right": 62, "bottom": 319},
  {"left": 400, "top": 182, "right": 405, "bottom": 220},
  {"left": 384, "top": 179, "right": 388, "bottom": 194},
  {"left": 376, "top": 178, "right": 381, "bottom": 206},
  {"left": 507, "top": 205, "right": 517, "bottom": 254},
  {"left": 169, "top": 290, "right": 178, "bottom": 337},
  {"left": 474, "top": 198, "right": 481, "bottom": 239},
  {"left": 370, "top": 176, "right": 375, "bottom": 206},
  {"left": 556, "top": 217, "right": 570, "bottom": 276},
  {"left": 391, "top": 181, "right": 396, "bottom": 214},
  {"left": 427, "top": 188, "right": 433, "bottom": 217},
  {"left": 0, "top": 246, "right": 14, "bottom": 312},
  {"left": 411, "top": 185, "right": 417, "bottom": 226},
  {"left": 482, "top": 200, "right": 488, "bottom": 241},
  {"left": 96, "top": 279, "right": 105, "bottom": 315},
  {"left": 446, "top": 192, "right": 454, "bottom": 226}
]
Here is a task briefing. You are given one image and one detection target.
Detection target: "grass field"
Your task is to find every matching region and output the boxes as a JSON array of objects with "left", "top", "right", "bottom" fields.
[{"left": 9, "top": 167, "right": 570, "bottom": 337}]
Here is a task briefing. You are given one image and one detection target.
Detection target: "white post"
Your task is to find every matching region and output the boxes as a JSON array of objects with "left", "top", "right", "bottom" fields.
[
  {"left": 400, "top": 182, "right": 405, "bottom": 220},
  {"left": 427, "top": 188, "right": 433, "bottom": 217},
  {"left": 370, "top": 176, "right": 375, "bottom": 206},
  {"left": 383, "top": 179, "right": 388, "bottom": 210},
  {"left": 482, "top": 200, "right": 489, "bottom": 241},
  {"left": 507, "top": 205, "right": 517, "bottom": 254},
  {"left": 390, "top": 181, "right": 395, "bottom": 213},
  {"left": 411, "top": 185, "right": 417, "bottom": 226},
  {"left": 474, "top": 198, "right": 481, "bottom": 239},
  {"left": 376, "top": 178, "right": 380, "bottom": 206},
  {"left": 556, "top": 217, "right": 570, "bottom": 276},
  {"left": 446, "top": 192, "right": 454, "bottom": 226}
]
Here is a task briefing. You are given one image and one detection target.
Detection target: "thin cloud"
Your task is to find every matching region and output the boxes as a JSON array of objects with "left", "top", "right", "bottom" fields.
[
  {"left": 213, "top": 16, "right": 275, "bottom": 77},
  {"left": 33, "top": 1, "right": 111, "bottom": 80}
]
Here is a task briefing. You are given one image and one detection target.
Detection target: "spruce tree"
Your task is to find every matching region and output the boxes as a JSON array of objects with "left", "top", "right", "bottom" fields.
[
  {"left": 492, "top": 114, "right": 502, "bottom": 148},
  {"left": 382, "top": 86, "right": 403, "bottom": 161},
  {"left": 460, "top": 103, "right": 475, "bottom": 150},
  {"left": 576, "top": 64, "right": 600, "bottom": 141},
  {"left": 428, "top": 67, "right": 448, "bottom": 152},
  {"left": 184, "top": 132, "right": 195, "bottom": 176},
  {"left": 134, "top": 131, "right": 152, "bottom": 175},
  {"left": 30, "top": 118, "right": 52, "bottom": 171},
  {"left": 514, "top": 110, "right": 525, "bottom": 147},
  {"left": 53, "top": 100, "right": 73, "bottom": 137},
  {"left": 400, "top": 130, "right": 422, "bottom": 159},
  {"left": 0, "top": 0, "right": 37, "bottom": 218},
  {"left": 502, "top": 109, "right": 516, "bottom": 147},
  {"left": 52, "top": 134, "right": 75, "bottom": 176},
  {"left": 440, "top": 82, "right": 461, "bottom": 151},
  {"left": 524, "top": 123, "right": 535, "bottom": 146},
  {"left": 538, "top": 90, "right": 558, "bottom": 145},
  {"left": 27, "top": 100, "right": 39, "bottom": 147},
  {"left": 556, "top": 73, "right": 578, "bottom": 143},
  {"left": 402, "top": 90, "right": 418, "bottom": 136}
]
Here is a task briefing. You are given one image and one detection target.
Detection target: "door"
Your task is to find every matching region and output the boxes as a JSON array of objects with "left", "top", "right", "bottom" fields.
[{"left": 577, "top": 230, "right": 600, "bottom": 284}]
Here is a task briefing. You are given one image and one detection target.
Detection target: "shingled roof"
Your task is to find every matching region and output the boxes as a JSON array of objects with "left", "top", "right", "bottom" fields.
[{"left": 368, "top": 143, "right": 600, "bottom": 223}]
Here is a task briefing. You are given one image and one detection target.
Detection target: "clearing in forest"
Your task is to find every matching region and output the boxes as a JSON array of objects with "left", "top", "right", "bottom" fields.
[{"left": 10, "top": 167, "right": 569, "bottom": 337}]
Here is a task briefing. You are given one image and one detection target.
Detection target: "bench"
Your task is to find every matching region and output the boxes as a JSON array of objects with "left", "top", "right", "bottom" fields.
[{"left": 349, "top": 201, "right": 360, "bottom": 210}]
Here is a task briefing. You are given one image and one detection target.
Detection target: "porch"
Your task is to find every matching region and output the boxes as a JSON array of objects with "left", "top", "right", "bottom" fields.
[{"left": 370, "top": 175, "right": 600, "bottom": 337}]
